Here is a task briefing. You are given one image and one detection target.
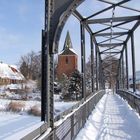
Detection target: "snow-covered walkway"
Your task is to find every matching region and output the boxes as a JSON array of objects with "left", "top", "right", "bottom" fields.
[{"left": 75, "top": 92, "right": 140, "bottom": 140}]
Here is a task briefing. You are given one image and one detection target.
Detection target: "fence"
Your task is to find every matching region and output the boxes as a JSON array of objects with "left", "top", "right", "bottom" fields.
[
  {"left": 22, "top": 90, "right": 105, "bottom": 140},
  {"left": 43, "top": 90, "right": 105, "bottom": 140},
  {"left": 116, "top": 90, "right": 140, "bottom": 115}
]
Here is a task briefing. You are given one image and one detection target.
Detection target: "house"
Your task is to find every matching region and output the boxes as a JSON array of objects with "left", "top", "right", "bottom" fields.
[
  {"left": 0, "top": 62, "right": 25, "bottom": 85},
  {"left": 56, "top": 31, "right": 78, "bottom": 79}
]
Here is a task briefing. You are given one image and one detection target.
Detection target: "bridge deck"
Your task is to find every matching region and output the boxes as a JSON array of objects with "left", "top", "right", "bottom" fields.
[{"left": 75, "top": 92, "right": 140, "bottom": 140}]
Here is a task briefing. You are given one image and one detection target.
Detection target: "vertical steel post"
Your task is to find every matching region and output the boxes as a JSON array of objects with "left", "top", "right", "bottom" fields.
[
  {"left": 125, "top": 45, "right": 129, "bottom": 89},
  {"left": 80, "top": 22, "right": 86, "bottom": 100},
  {"left": 41, "top": 0, "right": 51, "bottom": 124},
  {"left": 98, "top": 55, "right": 101, "bottom": 89},
  {"left": 118, "top": 59, "right": 121, "bottom": 89},
  {"left": 131, "top": 32, "right": 136, "bottom": 92},
  {"left": 95, "top": 44, "right": 98, "bottom": 90},
  {"left": 98, "top": 55, "right": 102, "bottom": 89},
  {"left": 50, "top": 54, "right": 54, "bottom": 128},
  {"left": 122, "top": 53, "right": 125, "bottom": 89},
  {"left": 90, "top": 35, "right": 94, "bottom": 93},
  {"left": 41, "top": 0, "right": 55, "bottom": 130},
  {"left": 100, "top": 60, "right": 105, "bottom": 89},
  {"left": 41, "top": 30, "right": 47, "bottom": 121},
  {"left": 120, "top": 60, "right": 123, "bottom": 89}
]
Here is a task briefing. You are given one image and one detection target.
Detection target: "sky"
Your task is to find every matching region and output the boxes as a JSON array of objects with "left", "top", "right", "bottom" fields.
[
  {"left": 0, "top": 0, "right": 44, "bottom": 65},
  {"left": 59, "top": 0, "right": 140, "bottom": 75},
  {"left": 0, "top": 0, "right": 140, "bottom": 75}
]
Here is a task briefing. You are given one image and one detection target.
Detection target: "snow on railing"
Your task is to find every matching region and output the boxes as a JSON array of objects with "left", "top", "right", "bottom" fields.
[
  {"left": 41, "top": 90, "right": 105, "bottom": 140},
  {"left": 117, "top": 90, "right": 140, "bottom": 115},
  {"left": 22, "top": 90, "right": 105, "bottom": 140}
]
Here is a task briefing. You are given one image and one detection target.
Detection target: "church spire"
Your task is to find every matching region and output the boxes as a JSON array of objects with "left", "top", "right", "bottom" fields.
[{"left": 63, "top": 31, "right": 73, "bottom": 50}]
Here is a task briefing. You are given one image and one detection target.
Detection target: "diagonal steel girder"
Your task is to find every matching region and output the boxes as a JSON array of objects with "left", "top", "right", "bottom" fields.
[
  {"left": 86, "top": 15, "right": 140, "bottom": 24},
  {"left": 93, "top": 20, "right": 135, "bottom": 35},
  {"left": 98, "top": 43, "right": 123, "bottom": 47},
  {"left": 95, "top": 31, "right": 128, "bottom": 36},
  {"left": 100, "top": 51, "right": 121, "bottom": 54},
  {"left": 98, "top": 0, "right": 140, "bottom": 13},
  {"left": 73, "top": 10, "right": 97, "bottom": 44},
  {"left": 100, "top": 46, "right": 123, "bottom": 54},
  {"left": 100, "top": 23, "right": 130, "bottom": 31},
  {"left": 85, "top": 0, "right": 130, "bottom": 20},
  {"left": 102, "top": 53, "right": 121, "bottom": 58},
  {"left": 98, "top": 34, "right": 125, "bottom": 44}
]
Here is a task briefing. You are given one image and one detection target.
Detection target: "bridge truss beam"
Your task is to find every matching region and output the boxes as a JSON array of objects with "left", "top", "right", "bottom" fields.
[{"left": 41, "top": 0, "right": 140, "bottom": 137}]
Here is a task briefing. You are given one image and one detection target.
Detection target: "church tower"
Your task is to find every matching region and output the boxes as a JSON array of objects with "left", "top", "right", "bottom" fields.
[{"left": 57, "top": 31, "right": 78, "bottom": 79}]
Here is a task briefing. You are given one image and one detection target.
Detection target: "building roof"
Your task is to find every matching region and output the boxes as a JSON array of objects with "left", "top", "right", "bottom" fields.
[
  {"left": 0, "top": 62, "right": 25, "bottom": 80},
  {"left": 59, "top": 31, "right": 77, "bottom": 55}
]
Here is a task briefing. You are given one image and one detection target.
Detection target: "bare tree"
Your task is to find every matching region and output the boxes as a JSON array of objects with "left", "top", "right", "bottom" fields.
[
  {"left": 19, "top": 51, "right": 41, "bottom": 80},
  {"left": 102, "top": 56, "right": 119, "bottom": 89}
]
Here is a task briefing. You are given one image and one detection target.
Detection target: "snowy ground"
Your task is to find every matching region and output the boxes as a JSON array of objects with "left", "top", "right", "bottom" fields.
[
  {"left": 0, "top": 112, "right": 42, "bottom": 140},
  {"left": 75, "top": 92, "right": 140, "bottom": 140},
  {"left": 0, "top": 81, "right": 77, "bottom": 139},
  {"left": 0, "top": 96, "right": 76, "bottom": 116},
  {"left": 54, "top": 101, "right": 77, "bottom": 116},
  {"left": 0, "top": 96, "right": 76, "bottom": 140}
]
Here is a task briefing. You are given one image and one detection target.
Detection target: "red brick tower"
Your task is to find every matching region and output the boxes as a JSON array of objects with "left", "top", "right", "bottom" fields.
[{"left": 57, "top": 31, "right": 78, "bottom": 79}]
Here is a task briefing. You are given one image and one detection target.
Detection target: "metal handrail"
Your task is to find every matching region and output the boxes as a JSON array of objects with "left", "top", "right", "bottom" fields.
[
  {"left": 22, "top": 90, "right": 105, "bottom": 140},
  {"left": 117, "top": 90, "right": 140, "bottom": 116}
]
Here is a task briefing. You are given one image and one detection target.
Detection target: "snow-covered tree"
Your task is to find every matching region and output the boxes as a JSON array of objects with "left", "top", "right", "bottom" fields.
[
  {"left": 60, "top": 74, "right": 70, "bottom": 100},
  {"left": 85, "top": 56, "right": 96, "bottom": 93},
  {"left": 68, "top": 70, "right": 82, "bottom": 100}
]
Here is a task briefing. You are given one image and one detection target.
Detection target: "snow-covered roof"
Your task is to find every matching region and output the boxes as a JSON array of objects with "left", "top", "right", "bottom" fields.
[
  {"left": 0, "top": 62, "right": 25, "bottom": 80},
  {"left": 59, "top": 48, "right": 78, "bottom": 55},
  {"left": 69, "top": 48, "right": 78, "bottom": 55}
]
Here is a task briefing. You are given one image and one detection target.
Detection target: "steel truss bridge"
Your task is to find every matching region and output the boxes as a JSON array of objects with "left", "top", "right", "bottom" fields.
[{"left": 22, "top": 0, "right": 140, "bottom": 139}]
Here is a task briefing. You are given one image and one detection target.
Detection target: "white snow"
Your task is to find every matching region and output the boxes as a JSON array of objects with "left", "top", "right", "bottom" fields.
[
  {"left": 0, "top": 62, "right": 24, "bottom": 80},
  {"left": 0, "top": 112, "right": 42, "bottom": 140},
  {"left": 3, "top": 89, "right": 140, "bottom": 140},
  {"left": 69, "top": 48, "right": 78, "bottom": 55},
  {"left": 0, "top": 96, "right": 76, "bottom": 139},
  {"left": 75, "top": 91, "right": 140, "bottom": 140},
  {"left": 59, "top": 48, "right": 78, "bottom": 55},
  {"left": 54, "top": 101, "right": 77, "bottom": 116}
]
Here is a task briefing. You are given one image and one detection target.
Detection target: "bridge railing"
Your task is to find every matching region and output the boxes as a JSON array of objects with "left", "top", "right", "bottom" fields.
[
  {"left": 22, "top": 90, "right": 105, "bottom": 140},
  {"left": 44, "top": 90, "right": 105, "bottom": 140},
  {"left": 116, "top": 90, "right": 140, "bottom": 115}
]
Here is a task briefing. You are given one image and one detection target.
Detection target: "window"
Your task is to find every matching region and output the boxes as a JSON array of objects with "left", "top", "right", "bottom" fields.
[{"left": 66, "top": 57, "right": 69, "bottom": 64}]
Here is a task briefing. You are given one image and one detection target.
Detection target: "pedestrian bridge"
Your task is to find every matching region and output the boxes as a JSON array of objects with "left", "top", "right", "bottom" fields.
[
  {"left": 76, "top": 91, "right": 140, "bottom": 140},
  {"left": 22, "top": 0, "right": 140, "bottom": 139}
]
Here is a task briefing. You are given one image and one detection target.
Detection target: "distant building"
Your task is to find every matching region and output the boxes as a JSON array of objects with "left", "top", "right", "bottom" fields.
[
  {"left": 129, "top": 71, "right": 140, "bottom": 89},
  {"left": 56, "top": 31, "right": 78, "bottom": 79},
  {"left": 0, "top": 62, "right": 25, "bottom": 85}
]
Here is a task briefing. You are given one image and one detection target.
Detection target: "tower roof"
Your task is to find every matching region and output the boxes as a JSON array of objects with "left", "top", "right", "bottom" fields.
[
  {"left": 63, "top": 31, "right": 73, "bottom": 50},
  {"left": 60, "top": 31, "right": 77, "bottom": 55}
]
